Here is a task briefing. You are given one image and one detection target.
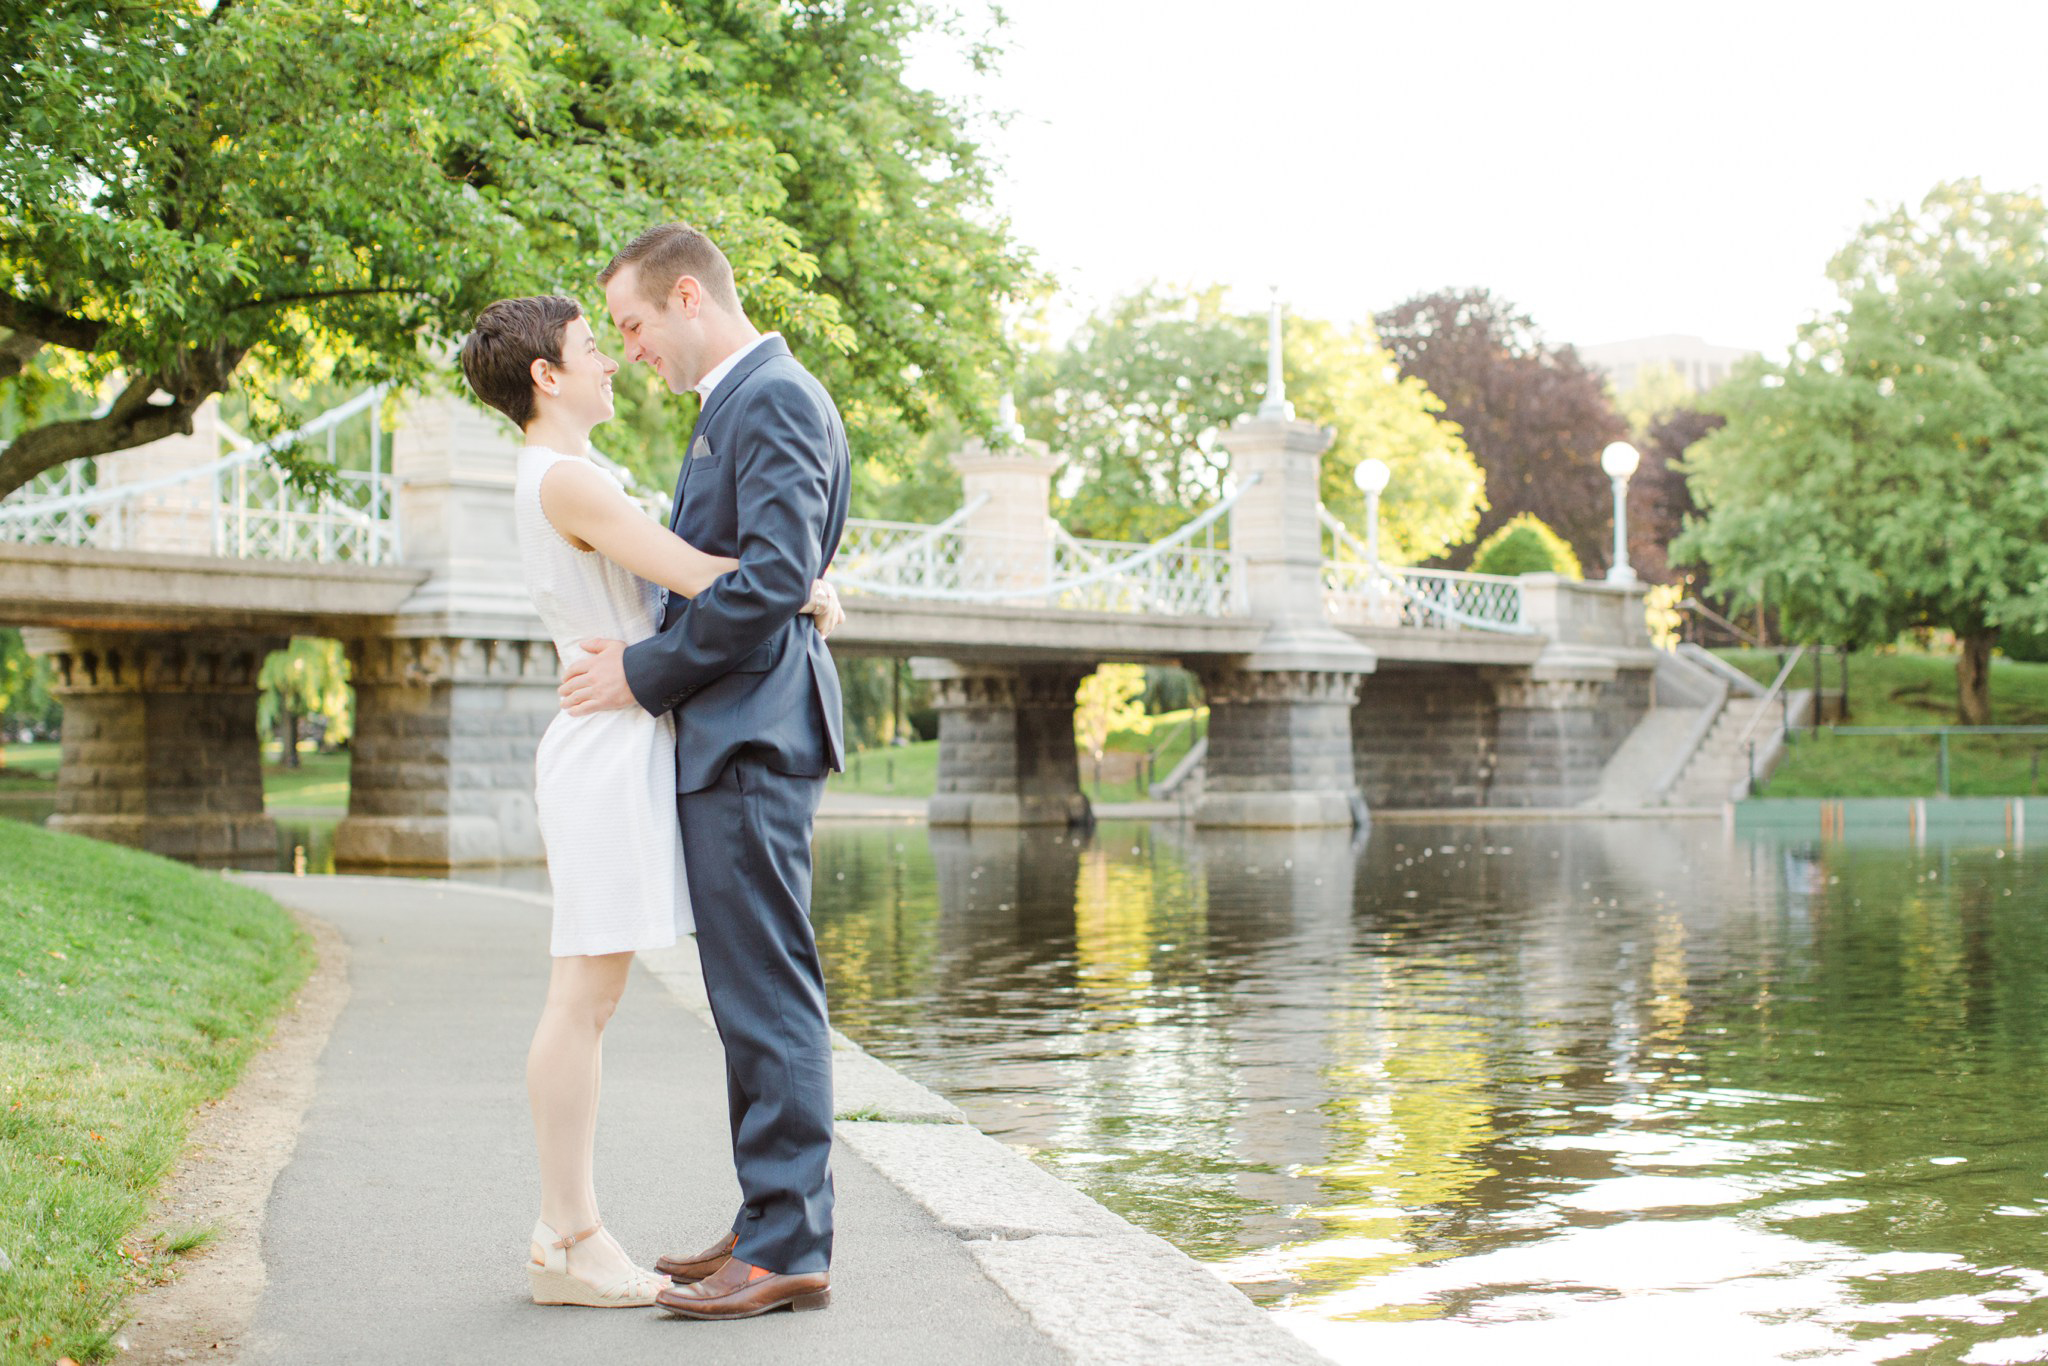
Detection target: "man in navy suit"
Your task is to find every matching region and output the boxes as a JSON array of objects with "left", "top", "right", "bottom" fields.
[{"left": 560, "top": 223, "right": 848, "bottom": 1320}]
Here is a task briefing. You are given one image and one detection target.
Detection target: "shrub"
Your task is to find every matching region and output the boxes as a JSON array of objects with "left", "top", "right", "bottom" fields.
[{"left": 1470, "top": 513, "right": 1584, "bottom": 578}]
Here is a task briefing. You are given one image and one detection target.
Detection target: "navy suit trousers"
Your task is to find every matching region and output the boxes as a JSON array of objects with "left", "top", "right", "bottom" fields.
[{"left": 677, "top": 752, "right": 834, "bottom": 1273}]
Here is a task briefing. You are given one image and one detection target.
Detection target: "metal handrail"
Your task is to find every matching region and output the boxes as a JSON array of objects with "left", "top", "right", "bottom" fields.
[
  {"left": 1734, "top": 645, "right": 1808, "bottom": 751},
  {"left": 1679, "top": 596, "right": 1766, "bottom": 647},
  {"left": 0, "top": 387, "right": 386, "bottom": 520},
  {"left": 1811, "top": 725, "right": 2048, "bottom": 736},
  {"left": 1317, "top": 506, "right": 1534, "bottom": 635},
  {"left": 1676, "top": 642, "right": 1769, "bottom": 698}
]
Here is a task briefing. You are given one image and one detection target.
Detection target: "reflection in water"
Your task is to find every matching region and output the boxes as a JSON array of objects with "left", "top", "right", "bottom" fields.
[{"left": 813, "top": 820, "right": 2048, "bottom": 1365}]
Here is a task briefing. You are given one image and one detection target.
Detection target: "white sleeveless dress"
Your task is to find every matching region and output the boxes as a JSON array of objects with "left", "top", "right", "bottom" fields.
[{"left": 513, "top": 446, "right": 691, "bottom": 956}]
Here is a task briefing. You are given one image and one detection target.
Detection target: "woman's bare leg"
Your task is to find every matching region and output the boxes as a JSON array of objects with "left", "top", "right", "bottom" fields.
[{"left": 527, "top": 950, "right": 643, "bottom": 1284}]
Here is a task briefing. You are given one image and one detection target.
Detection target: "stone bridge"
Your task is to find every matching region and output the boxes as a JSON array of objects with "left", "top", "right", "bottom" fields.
[{"left": 1, "top": 337, "right": 1670, "bottom": 868}]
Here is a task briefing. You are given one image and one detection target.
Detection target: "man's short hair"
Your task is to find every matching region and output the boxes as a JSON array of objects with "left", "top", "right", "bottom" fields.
[
  {"left": 598, "top": 223, "right": 741, "bottom": 314},
  {"left": 458, "top": 294, "right": 583, "bottom": 430}
]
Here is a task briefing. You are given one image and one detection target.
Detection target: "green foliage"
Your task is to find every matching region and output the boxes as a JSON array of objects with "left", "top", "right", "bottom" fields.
[
  {"left": 1629, "top": 406, "right": 1719, "bottom": 585},
  {"left": 256, "top": 639, "right": 352, "bottom": 757},
  {"left": 2003, "top": 622, "right": 2048, "bottom": 664},
  {"left": 0, "top": 629, "right": 59, "bottom": 752},
  {"left": 261, "top": 750, "right": 350, "bottom": 808},
  {"left": 831, "top": 706, "right": 1208, "bottom": 804},
  {"left": 1073, "top": 664, "right": 1148, "bottom": 760},
  {"left": 1018, "top": 286, "right": 1484, "bottom": 555},
  {"left": 1676, "top": 181, "right": 2048, "bottom": 721},
  {"left": 0, "top": 821, "right": 312, "bottom": 1363},
  {"left": 1470, "top": 514, "right": 1583, "bottom": 579},
  {"left": 0, "top": 0, "right": 1028, "bottom": 499},
  {"left": 1375, "top": 288, "right": 1626, "bottom": 571},
  {"left": 835, "top": 657, "right": 936, "bottom": 751}
]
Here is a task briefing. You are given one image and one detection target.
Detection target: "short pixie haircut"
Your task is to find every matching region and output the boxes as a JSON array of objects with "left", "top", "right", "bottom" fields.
[{"left": 458, "top": 295, "right": 584, "bottom": 429}]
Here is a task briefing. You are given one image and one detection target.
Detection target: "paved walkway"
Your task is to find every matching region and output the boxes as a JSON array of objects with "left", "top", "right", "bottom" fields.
[{"left": 228, "top": 876, "right": 1062, "bottom": 1366}]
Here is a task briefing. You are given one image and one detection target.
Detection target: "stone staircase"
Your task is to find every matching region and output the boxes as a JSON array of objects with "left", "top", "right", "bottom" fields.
[
  {"left": 1660, "top": 696, "right": 1773, "bottom": 807},
  {"left": 1585, "top": 705, "right": 1708, "bottom": 810},
  {"left": 1584, "top": 647, "right": 1815, "bottom": 811}
]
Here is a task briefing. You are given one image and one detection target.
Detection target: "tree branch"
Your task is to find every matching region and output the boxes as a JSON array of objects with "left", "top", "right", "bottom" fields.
[
  {"left": 0, "top": 331, "right": 42, "bottom": 382},
  {"left": 0, "top": 343, "right": 246, "bottom": 500},
  {"left": 227, "top": 286, "right": 416, "bottom": 314},
  {"left": 0, "top": 295, "right": 103, "bottom": 353}
]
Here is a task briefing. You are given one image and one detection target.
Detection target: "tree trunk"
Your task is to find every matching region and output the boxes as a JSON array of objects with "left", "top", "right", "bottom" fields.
[
  {"left": 1957, "top": 631, "right": 1996, "bottom": 726},
  {"left": 281, "top": 709, "right": 301, "bottom": 769}
]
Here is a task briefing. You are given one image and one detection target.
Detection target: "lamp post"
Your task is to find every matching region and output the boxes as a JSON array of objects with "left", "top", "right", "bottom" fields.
[
  {"left": 1353, "top": 458, "right": 1394, "bottom": 625},
  {"left": 1258, "top": 286, "right": 1294, "bottom": 421},
  {"left": 1600, "top": 440, "right": 1640, "bottom": 583},
  {"left": 1353, "top": 457, "right": 1391, "bottom": 567}
]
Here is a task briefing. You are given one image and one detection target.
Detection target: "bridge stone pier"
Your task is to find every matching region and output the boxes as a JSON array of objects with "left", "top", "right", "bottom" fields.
[
  {"left": 1348, "top": 578, "right": 1654, "bottom": 811},
  {"left": 26, "top": 628, "right": 283, "bottom": 863},
  {"left": 330, "top": 396, "right": 558, "bottom": 868},
  {"left": 921, "top": 661, "right": 1094, "bottom": 827},
  {"left": 0, "top": 388, "right": 557, "bottom": 868},
  {"left": 1192, "top": 399, "right": 1374, "bottom": 828}
]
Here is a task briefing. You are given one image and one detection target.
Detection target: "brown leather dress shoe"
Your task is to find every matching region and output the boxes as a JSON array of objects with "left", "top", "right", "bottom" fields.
[
  {"left": 654, "top": 1231, "right": 738, "bottom": 1285},
  {"left": 655, "top": 1255, "right": 830, "bottom": 1320}
]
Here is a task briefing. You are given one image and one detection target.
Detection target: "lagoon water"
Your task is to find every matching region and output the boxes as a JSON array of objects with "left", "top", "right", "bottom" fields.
[
  {"left": 812, "top": 818, "right": 2048, "bottom": 1366},
  {"left": 13, "top": 791, "right": 2048, "bottom": 1362}
]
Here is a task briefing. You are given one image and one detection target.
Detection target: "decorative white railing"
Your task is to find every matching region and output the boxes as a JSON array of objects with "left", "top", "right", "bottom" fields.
[
  {"left": 0, "top": 387, "right": 399, "bottom": 565},
  {"left": 1048, "top": 525, "right": 1237, "bottom": 616},
  {"left": 834, "top": 477, "right": 1255, "bottom": 617},
  {"left": 2, "top": 459, "right": 106, "bottom": 545},
  {"left": 1319, "top": 507, "right": 1533, "bottom": 634}
]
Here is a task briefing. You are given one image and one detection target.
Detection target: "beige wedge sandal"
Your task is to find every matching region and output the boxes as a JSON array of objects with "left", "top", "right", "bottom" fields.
[{"left": 527, "top": 1218, "right": 669, "bottom": 1308}]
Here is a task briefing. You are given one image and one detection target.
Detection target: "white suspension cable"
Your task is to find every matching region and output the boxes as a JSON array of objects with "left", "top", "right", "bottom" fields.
[
  {"left": 847, "top": 494, "right": 993, "bottom": 575},
  {"left": 1318, "top": 504, "right": 1374, "bottom": 562},
  {"left": 834, "top": 475, "right": 1257, "bottom": 603}
]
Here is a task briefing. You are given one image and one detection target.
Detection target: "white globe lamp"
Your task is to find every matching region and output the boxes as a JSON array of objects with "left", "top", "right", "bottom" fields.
[
  {"left": 1354, "top": 458, "right": 1391, "bottom": 566},
  {"left": 1600, "top": 441, "right": 1640, "bottom": 582}
]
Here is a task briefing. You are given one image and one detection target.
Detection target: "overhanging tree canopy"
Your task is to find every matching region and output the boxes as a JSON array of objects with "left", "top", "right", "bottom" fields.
[{"left": 0, "top": 0, "right": 1029, "bottom": 498}]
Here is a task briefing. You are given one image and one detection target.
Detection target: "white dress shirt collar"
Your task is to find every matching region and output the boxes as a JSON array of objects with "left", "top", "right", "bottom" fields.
[{"left": 693, "top": 332, "right": 780, "bottom": 404}]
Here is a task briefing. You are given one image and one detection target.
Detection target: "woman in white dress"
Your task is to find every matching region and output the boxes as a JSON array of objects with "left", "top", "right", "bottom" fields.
[{"left": 457, "top": 295, "right": 842, "bottom": 1308}]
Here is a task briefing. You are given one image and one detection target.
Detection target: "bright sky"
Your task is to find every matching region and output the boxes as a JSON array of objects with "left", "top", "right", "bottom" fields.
[{"left": 908, "top": 0, "right": 2048, "bottom": 356}]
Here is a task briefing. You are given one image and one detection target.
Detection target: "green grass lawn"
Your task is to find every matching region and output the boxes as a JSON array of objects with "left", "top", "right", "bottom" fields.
[
  {"left": 258, "top": 749, "right": 351, "bottom": 808},
  {"left": 831, "top": 707, "right": 1208, "bottom": 804},
  {"left": 834, "top": 736, "right": 940, "bottom": 797},
  {"left": 0, "top": 821, "right": 313, "bottom": 1363},
  {"left": 1717, "top": 648, "right": 2048, "bottom": 797},
  {"left": 0, "top": 740, "right": 59, "bottom": 788}
]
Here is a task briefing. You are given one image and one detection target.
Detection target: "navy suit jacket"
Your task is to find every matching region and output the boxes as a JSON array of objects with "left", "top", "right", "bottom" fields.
[{"left": 621, "top": 336, "right": 849, "bottom": 793}]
